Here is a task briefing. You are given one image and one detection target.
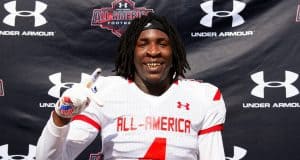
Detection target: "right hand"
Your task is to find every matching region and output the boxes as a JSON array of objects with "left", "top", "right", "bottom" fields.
[{"left": 55, "top": 85, "right": 90, "bottom": 119}]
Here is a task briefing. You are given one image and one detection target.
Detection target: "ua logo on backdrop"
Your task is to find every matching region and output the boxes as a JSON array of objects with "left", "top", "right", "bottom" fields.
[
  {"left": 3, "top": 0, "right": 47, "bottom": 27},
  {"left": 0, "top": 79, "right": 4, "bottom": 96},
  {"left": 251, "top": 71, "right": 299, "bottom": 98},
  {"left": 226, "top": 146, "right": 247, "bottom": 160},
  {"left": 48, "top": 72, "right": 90, "bottom": 98},
  {"left": 200, "top": 0, "right": 246, "bottom": 27},
  {"left": 0, "top": 144, "right": 36, "bottom": 159}
]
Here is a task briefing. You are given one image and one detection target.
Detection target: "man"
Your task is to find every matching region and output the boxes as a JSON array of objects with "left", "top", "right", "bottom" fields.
[{"left": 36, "top": 13, "right": 226, "bottom": 160}]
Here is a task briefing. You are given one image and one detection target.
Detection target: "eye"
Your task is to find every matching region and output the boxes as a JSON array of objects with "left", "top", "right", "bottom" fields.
[
  {"left": 159, "top": 41, "right": 169, "bottom": 47},
  {"left": 158, "top": 39, "right": 170, "bottom": 47},
  {"left": 137, "top": 41, "right": 147, "bottom": 47}
]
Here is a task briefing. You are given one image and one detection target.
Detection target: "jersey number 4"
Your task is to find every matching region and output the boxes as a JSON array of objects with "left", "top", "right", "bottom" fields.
[{"left": 141, "top": 137, "right": 166, "bottom": 160}]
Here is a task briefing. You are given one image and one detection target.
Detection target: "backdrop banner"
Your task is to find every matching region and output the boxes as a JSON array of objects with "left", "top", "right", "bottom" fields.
[{"left": 0, "top": 0, "right": 299, "bottom": 159}]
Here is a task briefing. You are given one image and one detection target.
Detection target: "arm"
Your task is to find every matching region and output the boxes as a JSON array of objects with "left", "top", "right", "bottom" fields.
[
  {"left": 197, "top": 83, "right": 226, "bottom": 160},
  {"left": 52, "top": 111, "right": 71, "bottom": 127},
  {"left": 36, "top": 111, "right": 99, "bottom": 160},
  {"left": 36, "top": 112, "right": 70, "bottom": 160},
  {"left": 36, "top": 69, "right": 102, "bottom": 159},
  {"left": 198, "top": 130, "right": 225, "bottom": 160}
]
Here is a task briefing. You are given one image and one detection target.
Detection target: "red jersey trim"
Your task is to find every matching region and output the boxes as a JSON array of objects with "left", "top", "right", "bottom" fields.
[
  {"left": 72, "top": 115, "right": 101, "bottom": 130},
  {"left": 128, "top": 79, "right": 133, "bottom": 84},
  {"left": 198, "top": 124, "right": 224, "bottom": 135},
  {"left": 173, "top": 79, "right": 179, "bottom": 85},
  {"left": 213, "top": 89, "right": 222, "bottom": 101}
]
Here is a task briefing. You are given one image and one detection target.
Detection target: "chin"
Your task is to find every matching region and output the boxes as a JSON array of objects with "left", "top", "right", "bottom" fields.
[
  {"left": 145, "top": 75, "right": 166, "bottom": 85},
  {"left": 145, "top": 78, "right": 161, "bottom": 84}
]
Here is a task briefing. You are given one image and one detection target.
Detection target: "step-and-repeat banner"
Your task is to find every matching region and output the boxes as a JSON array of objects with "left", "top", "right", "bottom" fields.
[{"left": 1, "top": 0, "right": 300, "bottom": 159}]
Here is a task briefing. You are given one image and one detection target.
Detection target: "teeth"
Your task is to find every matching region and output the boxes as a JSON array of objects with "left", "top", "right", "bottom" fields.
[{"left": 147, "top": 63, "right": 160, "bottom": 67}]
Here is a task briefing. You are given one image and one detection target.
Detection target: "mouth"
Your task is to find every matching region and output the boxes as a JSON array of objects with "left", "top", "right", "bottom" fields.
[
  {"left": 144, "top": 62, "right": 163, "bottom": 72},
  {"left": 146, "top": 62, "right": 161, "bottom": 68}
]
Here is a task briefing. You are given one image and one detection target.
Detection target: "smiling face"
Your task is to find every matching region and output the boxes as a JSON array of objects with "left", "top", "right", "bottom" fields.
[{"left": 134, "top": 29, "right": 173, "bottom": 88}]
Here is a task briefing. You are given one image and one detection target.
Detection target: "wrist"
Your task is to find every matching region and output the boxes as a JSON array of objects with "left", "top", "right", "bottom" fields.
[{"left": 52, "top": 111, "right": 71, "bottom": 127}]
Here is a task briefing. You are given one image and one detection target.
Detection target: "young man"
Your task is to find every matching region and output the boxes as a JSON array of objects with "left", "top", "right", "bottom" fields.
[{"left": 36, "top": 13, "right": 226, "bottom": 160}]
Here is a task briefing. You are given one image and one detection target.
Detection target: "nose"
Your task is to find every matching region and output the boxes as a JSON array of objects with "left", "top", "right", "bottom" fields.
[{"left": 146, "top": 43, "right": 160, "bottom": 57}]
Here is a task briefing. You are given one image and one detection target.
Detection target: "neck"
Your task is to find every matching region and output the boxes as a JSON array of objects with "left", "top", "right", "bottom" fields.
[{"left": 134, "top": 77, "right": 172, "bottom": 96}]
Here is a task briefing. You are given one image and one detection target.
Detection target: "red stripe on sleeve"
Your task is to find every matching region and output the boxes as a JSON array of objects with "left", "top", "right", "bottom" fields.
[
  {"left": 213, "top": 89, "right": 222, "bottom": 101},
  {"left": 72, "top": 115, "right": 101, "bottom": 130},
  {"left": 198, "top": 124, "right": 224, "bottom": 135}
]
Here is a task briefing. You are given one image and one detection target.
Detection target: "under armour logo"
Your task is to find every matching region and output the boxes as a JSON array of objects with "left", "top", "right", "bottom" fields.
[
  {"left": 177, "top": 101, "right": 190, "bottom": 110},
  {"left": 3, "top": 0, "right": 47, "bottom": 27},
  {"left": 48, "top": 72, "right": 90, "bottom": 98},
  {"left": 0, "top": 79, "right": 4, "bottom": 96},
  {"left": 200, "top": 0, "right": 246, "bottom": 27},
  {"left": 226, "top": 146, "right": 247, "bottom": 160},
  {"left": 0, "top": 144, "right": 36, "bottom": 159},
  {"left": 118, "top": 2, "right": 128, "bottom": 9},
  {"left": 251, "top": 71, "right": 299, "bottom": 98},
  {"left": 296, "top": 4, "right": 300, "bottom": 22}
]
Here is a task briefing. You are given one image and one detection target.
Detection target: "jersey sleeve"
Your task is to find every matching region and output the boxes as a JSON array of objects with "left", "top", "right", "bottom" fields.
[
  {"left": 197, "top": 83, "right": 226, "bottom": 160},
  {"left": 36, "top": 112, "right": 70, "bottom": 160},
  {"left": 198, "top": 131, "right": 225, "bottom": 160},
  {"left": 36, "top": 111, "right": 99, "bottom": 160},
  {"left": 198, "top": 83, "right": 226, "bottom": 135},
  {"left": 36, "top": 77, "right": 115, "bottom": 159}
]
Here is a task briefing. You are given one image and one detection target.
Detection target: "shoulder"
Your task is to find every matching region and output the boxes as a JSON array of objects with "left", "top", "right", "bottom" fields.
[
  {"left": 91, "top": 76, "right": 128, "bottom": 93},
  {"left": 178, "top": 79, "right": 221, "bottom": 101},
  {"left": 177, "top": 79, "right": 226, "bottom": 130},
  {"left": 98, "top": 75, "right": 126, "bottom": 83}
]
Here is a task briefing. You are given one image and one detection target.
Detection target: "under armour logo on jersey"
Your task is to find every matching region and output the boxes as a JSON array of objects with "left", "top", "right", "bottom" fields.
[
  {"left": 251, "top": 71, "right": 299, "bottom": 98},
  {"left": 118, "top": 2, "right": 128, "bottom": 9},
  {"left": 200, "top": 0, "right": 246, "bottom": 27},
  {"left": 226, "top": 146, "right": 247, "bottom": 160},
  {"left": 48, "top": 72, "right": 90, "bottom": 98},
  {"left": 3, "top": 1, "right": 47, "bottom": 27},
  {"left": 177, "top": 101, "right": 190, "bottom": 110},
  {"left": 0, "top": 144, "right": 36, "bottom": 159},
  {"left": 91, "top": 86, "right": 98, "bottom": 93}
]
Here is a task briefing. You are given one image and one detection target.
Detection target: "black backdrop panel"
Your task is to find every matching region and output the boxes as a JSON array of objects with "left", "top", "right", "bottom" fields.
[{"left": 0, "top": 0, "right": 300, "bottom": 159}]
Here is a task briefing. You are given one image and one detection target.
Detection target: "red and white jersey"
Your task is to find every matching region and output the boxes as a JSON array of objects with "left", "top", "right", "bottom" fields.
[{"left": 36, "top": 76, "right": 226, "bottom": 160}]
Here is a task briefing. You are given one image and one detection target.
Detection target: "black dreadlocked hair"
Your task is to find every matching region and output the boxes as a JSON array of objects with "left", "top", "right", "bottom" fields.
[{"left": 115, "top": 13, "right": 190, "bottom": 80}]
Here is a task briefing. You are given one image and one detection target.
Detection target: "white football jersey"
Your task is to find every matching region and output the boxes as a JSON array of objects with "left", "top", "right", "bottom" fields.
[{"left": 36, "top": 76, "right": 226, "bottom": 160}]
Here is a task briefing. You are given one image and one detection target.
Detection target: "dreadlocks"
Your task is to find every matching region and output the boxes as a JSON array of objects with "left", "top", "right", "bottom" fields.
[{"left": 115, "top": 13, "right": 190, "bottom": 80}]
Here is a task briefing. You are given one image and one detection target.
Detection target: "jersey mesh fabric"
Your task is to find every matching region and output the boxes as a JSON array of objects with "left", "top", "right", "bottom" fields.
[{"left": 74, "top": 76, "right": 226, "bottom": 159}]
